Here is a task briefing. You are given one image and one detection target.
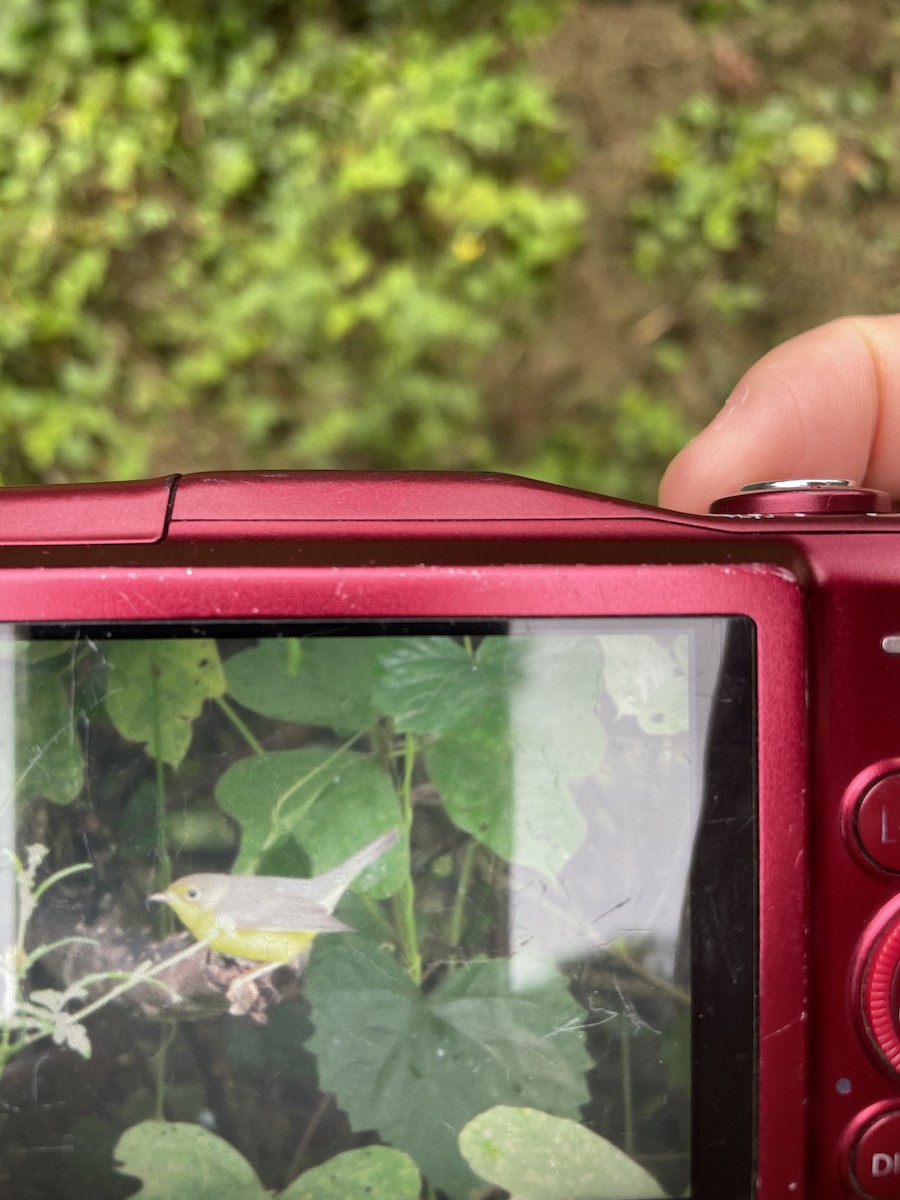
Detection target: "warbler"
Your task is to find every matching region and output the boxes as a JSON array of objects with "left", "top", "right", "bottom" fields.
[{"left": 149, "top": 828, "right": 398, "bottom": 963}]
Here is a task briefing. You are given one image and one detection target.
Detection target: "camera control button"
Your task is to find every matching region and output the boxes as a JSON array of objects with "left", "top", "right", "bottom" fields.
[
  {"left": 710, "top": 480, "right": 891, "bottom": 515},
  {"left": 856, "top": 774, "right": 900, "bottom": 872},
  {"left": 861, "top": 916, "right": 900, "bottom": 1073},
  {"left": 851, "top": 1111, "right": 900, "bottom": 1197}
]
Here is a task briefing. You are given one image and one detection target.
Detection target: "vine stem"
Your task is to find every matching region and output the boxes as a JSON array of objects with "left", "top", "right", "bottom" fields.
[
  {"left": 608, "top": 942, "right": 690, "bottom": 1008},
  {"left": 152, "top": 1022, "right": 177, "bottom": 1119},
  {"left": 255, "top": 729, "right": 366, "bottom": 866},
  {"left": 150, "top": 664, "right": 172, "bottom": 933},
  {"left": 621, "top": 1016, "right": 634, "bottom": 1156},
  {"left": 392, "top": 733, "right": 421, "bottom": 986},
  {"left": 448, "top": 839, "right": 477, "bottom": 959},
  {"left": 215, "top": 695, "right": 265, "bottom": 757},
  {"left": 62, "top": 936, "right": 210, "bottom": 1027}
]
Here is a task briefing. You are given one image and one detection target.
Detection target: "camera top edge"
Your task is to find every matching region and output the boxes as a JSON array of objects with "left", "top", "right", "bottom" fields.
[{"left": 0, "top": 470, "right": 893, "bottom": 548}]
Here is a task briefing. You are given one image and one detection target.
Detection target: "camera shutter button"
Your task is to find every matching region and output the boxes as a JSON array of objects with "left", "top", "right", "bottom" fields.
[{"left": 709, "top": 479, "right": 891, "bottom": 515}]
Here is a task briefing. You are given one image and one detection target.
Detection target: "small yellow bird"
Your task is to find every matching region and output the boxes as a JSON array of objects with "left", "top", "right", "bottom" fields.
[{"left": 149, "top": 829, "right": 399, "bottom": 963}]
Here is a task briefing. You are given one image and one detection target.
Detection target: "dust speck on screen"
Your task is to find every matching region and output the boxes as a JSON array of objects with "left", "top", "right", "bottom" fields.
[{"left": 0, "top": 619, "right": 741, "bottom": 1200}]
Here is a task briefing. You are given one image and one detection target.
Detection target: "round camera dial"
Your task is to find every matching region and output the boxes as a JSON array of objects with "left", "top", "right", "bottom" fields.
[{"left": 859, "top": 905, "right": 900, "bottom": 1075}]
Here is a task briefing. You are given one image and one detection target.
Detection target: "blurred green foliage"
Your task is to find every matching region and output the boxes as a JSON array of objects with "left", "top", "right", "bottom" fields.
[
  {"left": 526, "top": 386, "right": 696, "bottom": 505},
  {"left": 0, "top": 0, "right": 582, "bottom": 483},
  {"left": 630, "top": 64, "right": 900, "bottom": 322},
  {"left": 630, "top": 95, "right": 838, "bottom": 313}
]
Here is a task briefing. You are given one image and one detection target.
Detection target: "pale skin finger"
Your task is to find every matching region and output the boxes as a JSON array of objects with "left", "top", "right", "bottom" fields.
[{"left": 658, "top": 315, "right": 900, "bottom": 514}]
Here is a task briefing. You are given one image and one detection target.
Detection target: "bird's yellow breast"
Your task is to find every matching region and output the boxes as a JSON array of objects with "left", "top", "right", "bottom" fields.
[{"left": 165, "top": 894, "right": 316, "bottom": 963}]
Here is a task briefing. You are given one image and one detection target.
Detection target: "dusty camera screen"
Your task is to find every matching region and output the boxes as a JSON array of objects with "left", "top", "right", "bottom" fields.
[{"left": 0, "top": 619, "right": 750, "bottom": 1200}]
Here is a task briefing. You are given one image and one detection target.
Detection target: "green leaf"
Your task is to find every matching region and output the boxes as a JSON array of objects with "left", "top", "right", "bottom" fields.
[
  {"left": 599, "top": 634, "right": 689, "bottom": 734},
  {"left": 105, "top": 641, "right": 226, "bottom": 767},
  {"left": 306, "top": 937, "right": 591, "bottom": 1199},
  {"left": 114, "top": 1121, "right": 269, "bottom": 1200},
  {"left": 425, "top": 636, "right": 605, "bottom": 873},
  {"left": 15, "top": 667, "right": 84, "bottom": 805},
  {"left": 458, "top": 1106, "right": 666, "bottom": 1200},
  {"left": 373, "top": 636, "right": 522, "bottom": 740},
  {"left": 225, "top": 639, "right": 382, "bottom": 734},
  {"left": 215, "top": 746, "right": 404, "bottom": 893},
  {"left": 426, "top": 735, "right": 586, "bottom": 875},
  {"left": 280, "top": 1146, "right": 420, "bottom": 1200}
]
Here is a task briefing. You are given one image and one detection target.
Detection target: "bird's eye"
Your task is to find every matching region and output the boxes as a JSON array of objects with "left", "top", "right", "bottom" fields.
[{"left": 186, "top": 887, "right": 200, "bottom": 900}]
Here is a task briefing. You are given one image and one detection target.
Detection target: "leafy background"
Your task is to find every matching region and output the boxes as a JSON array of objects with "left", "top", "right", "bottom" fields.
[{"left": 2, "top": 0, "right": 899, "bottom": 497}]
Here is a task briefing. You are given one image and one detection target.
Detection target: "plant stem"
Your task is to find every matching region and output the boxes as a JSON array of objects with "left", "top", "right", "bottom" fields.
[
  {"left": 621, "top": 1017, "right": 634, "bottom": 1156},
  {"left": 152, "top": 1021, "right": 177, "bottom": 1119},
  {"left": 215, "top": 695, "right": 265, "bottom": 757},
  {"left": 266, "top": 730, "right": 365, "bottom": 839},
  {"left": 151, "top": 665, "right": 172, "bottom": 936},
  {"left": 64, "top": 937, "right": 209, "bottom": 1027},
  {"left": 608, "top": 942, "right": 690, "bottom": 1008},
  {"left": 392, "top": 733, "right": 421, "bottom": 986},
  {"left": 448, "top": 838, "right": 477, "bottom": 958}
]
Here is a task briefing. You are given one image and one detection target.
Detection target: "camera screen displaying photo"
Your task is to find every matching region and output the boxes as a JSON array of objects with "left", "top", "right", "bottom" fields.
[{"left": 0, "top": 618, "right": 755, "bottom": 1200}]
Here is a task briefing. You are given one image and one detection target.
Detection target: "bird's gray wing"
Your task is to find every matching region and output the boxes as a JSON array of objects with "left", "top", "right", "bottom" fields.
[
  {"left": 221, "top": 876, "right": 351, "bottom": 933},
  {"left": 305, "top": 829, "right": 400, "bottom": 911}
]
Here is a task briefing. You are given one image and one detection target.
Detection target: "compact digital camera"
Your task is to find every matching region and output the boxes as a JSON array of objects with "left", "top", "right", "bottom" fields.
[{"left": 0, "top": 470, "right": 897, "bottom": 1200}]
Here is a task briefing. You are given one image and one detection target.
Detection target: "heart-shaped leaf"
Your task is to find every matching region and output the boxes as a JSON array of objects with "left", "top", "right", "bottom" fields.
[
  {"left": 225, "top": 638, "right": 384, "bottom": 733},
  {"left": 114, "top": 1121, "right": 269, "bottom": 1200},
  {"left": 280, "top": 1146, "right": 420, "bottom": 1200},
  {"left": 458, "top": 1106, "right": 667, "bottom": 1199},
  {"left": 105, "top": 640, "right": 225, "bottom": 767},
  {"left": 373, "top": 636, "right": 521, "bottom": 740},
  {"left": 216, "top": 747, "right": 404, "bottom": 895}
]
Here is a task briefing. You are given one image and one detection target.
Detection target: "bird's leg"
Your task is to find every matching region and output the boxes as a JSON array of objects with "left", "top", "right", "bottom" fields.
[{"left": 225, "top": 960, "right": 283, "bottom": 1018}]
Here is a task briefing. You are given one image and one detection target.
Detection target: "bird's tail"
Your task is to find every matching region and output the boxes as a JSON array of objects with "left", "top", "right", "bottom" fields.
[{"left": 316, "top": 828, "right": 400, "bottom": 912}]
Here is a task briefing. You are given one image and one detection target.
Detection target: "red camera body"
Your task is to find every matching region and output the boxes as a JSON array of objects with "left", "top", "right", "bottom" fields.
[{"left": 0, "top": 471, "right": 897, "bottom": 1200}]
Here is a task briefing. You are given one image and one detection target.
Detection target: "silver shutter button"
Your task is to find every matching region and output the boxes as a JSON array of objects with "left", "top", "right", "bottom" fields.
[{"left": 710, "top": 479, "right": 892, "bottom": 515}]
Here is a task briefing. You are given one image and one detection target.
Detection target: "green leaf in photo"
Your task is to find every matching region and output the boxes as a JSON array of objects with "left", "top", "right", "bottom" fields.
[
  {"left": 426, "top": 735, "right": 586, "bottom": 876},
  {"left": 599, "top": 633, "right": 689, "bottom": 735},
  {"left": 424, "top": 636, "right": 605, "bottom": 873},
  {"left": 458, "top": 1106, "right": 666, "bottom": 1200},
  {"left": 305, "top": 936, "right": 591, "bottom": 1199},
  {"left": 373, "top": 636, "right": 522, "bottom": 740},
  {"left": 280, "top": 1146, "right": 420, "bottom": 1200},
  {"left": 216, "top": 746, "right": 404, "bottom": 895},
  {"left": 14, "top": 639, "right": 77, "bottom": 664},
  {"left": 114, "top": 1121, "right": 269, "bottom": 1200},
  {"left": 15, "top": 667, "right": 84, "bottom": 805},
  {"left": 225, "top": 638, "right": 383, "bottom": 733},
  {"left": 105, "top": 640, "right": 226, "bottom": 767}
]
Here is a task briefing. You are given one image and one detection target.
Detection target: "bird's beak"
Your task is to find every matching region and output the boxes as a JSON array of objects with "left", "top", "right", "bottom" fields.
[{"left": 147, "top": 893, "right": 167, "bottom": 905}]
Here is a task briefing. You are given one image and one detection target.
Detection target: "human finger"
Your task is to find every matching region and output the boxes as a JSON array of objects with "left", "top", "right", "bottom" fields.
[{"left": 658, "top": 314, "right": 900, "bottom": 513}]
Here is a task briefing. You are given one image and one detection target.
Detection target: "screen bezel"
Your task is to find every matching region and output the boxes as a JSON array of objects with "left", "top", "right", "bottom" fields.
[{"left": 0, "top": 557, "right": 808, "bottom": 1197}]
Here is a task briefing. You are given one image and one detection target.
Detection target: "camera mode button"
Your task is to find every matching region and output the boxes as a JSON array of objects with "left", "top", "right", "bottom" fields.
[
  {"left": 851, "top": 1111, "right": 900, "bottom": 1198},
  {"left": 856, "top": 774, "right": 900, "bottom": 873}
]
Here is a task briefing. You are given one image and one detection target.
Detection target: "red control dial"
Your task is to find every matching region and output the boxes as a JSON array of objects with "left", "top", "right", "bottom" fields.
[{"left": 861, "top": 914, "right": 900, "bottom": 1073}]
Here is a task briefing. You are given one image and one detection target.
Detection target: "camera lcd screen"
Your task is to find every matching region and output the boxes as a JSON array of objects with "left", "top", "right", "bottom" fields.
[{"left": 0, "top": 618, "right": 755, "bottom": 1200}]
